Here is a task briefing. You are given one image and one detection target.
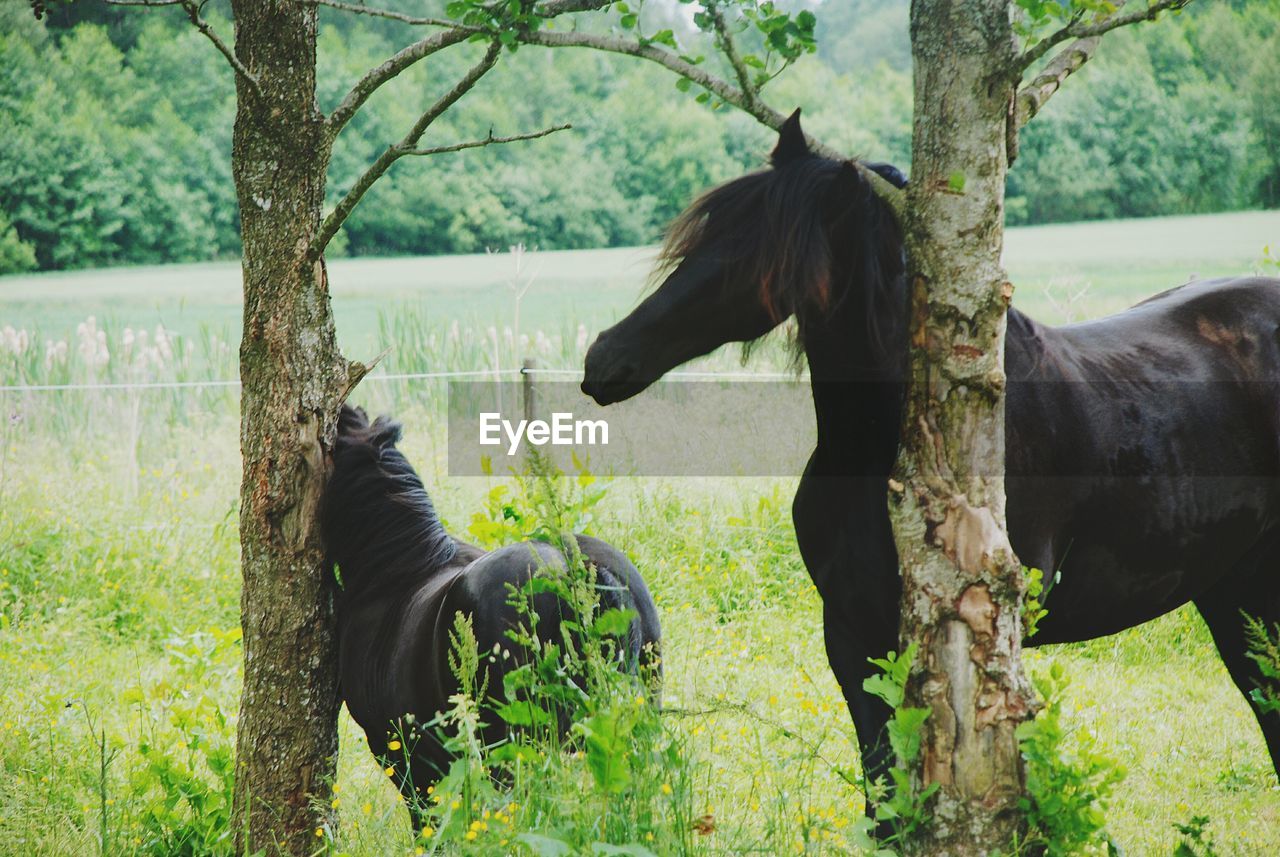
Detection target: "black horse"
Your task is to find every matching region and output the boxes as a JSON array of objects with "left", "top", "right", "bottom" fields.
[
  {"left": 321, "top": 405, "right": 660, "bottom": 821},
  {"left": 580, "top": 112, "right": 1280, "bottom": 791}
]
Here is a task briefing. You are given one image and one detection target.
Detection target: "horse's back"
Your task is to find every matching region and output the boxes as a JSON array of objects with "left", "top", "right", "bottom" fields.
[
  {"left": 1007, "top": 275, "right": 1280, "bottom": 641},
  {"left": 573, "top": 534, "right": 662, "bottom": 653},
  {"left": 1070, "top": 276, "right": 1280, "bottom": 370}
]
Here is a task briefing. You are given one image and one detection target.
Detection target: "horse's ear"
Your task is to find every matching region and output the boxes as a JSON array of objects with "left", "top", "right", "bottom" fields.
[
  {"left": 368, "top": 416, "right": 404, "bottom": 449},
  {"left": 337, "top": 404, "right": 370, "bottom": 440},
  {"left": 830, "top": 161, "right": 865, "bottom": 199},
  {"left": 822, "top": 162, "right": 872, "bottom": 221},
  {"left": 771, "top": 109, "right": 809, "bottom": 167}
]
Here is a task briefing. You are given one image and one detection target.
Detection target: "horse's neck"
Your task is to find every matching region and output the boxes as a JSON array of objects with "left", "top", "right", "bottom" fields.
[
  {"left": 802, "top": 325, "right": 905, "bottom": 476},
  {"left": 335, "top": 508, "right": 457, "bottom": 605},
  {"left": 803, "top": 305, "right": 1054, "bottom": 468}
]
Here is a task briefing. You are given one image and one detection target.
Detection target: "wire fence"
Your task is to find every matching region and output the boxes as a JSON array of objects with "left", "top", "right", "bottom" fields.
[{"left": 0, "top": 366, "right": 802, "bottom": 393}]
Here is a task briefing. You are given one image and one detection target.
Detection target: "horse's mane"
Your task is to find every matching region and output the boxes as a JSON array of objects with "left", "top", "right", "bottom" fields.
[
  {"left": 322, "top": 405, "right": 458, "bottom": 602},
  {"left": 659, "top": 153, "right": 906, "bottom": 359}
]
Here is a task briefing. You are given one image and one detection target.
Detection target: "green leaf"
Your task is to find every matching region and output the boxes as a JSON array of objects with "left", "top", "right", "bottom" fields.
[
  {"left": 948, "top": 171, "right": 967, "bottom": 192},
  {"left": 517, "top": 832, "right": 574, "bottom": 857},
  {"left": 492, "top": 700, "right": 556, "bottom": 728},
  {"left": 674, "top": 77, "right": 692, "bottom": 93},
  {"left": 592, "top": 845, "right": 659, "bottom": 857},
  {"left": 650, "top": 29, "right": 678, "bottom": 48},
  {"left": 577, "top": 707, "right": 636, "bottom": 793},
  {"left": 593, "top": 607, "right": 637, "bottom": 638},
  {"left": 862, "top": 672, "right": 903, "bottom": 710}
]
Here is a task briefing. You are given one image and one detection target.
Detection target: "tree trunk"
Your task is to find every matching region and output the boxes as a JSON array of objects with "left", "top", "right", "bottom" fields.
[
  {"left": 889, "top": 1, "right": 1039, "bottom": 852},
  {"left": 228, "top": 1, "right": 350, "bottom": 852}
]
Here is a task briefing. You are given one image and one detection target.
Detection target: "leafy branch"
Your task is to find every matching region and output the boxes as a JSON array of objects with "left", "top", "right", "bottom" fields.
[
  {"left": 1015, "top": 0, "right": 1192, "bottom": 71},
  {"left": 103, "top": 0, "right": 264, "bottom": 99},
  {"left": 1011, "top": 0, "right": 1195, "bottom": 151},
  {"left": 314, "top": 0, "right": 902, "bottom": 214},
  {"left": 312, "top": 40, "right": 506, "bottom": 257},
  {"left": 517, "top": 27, "right": 904, "bottom": 218}
]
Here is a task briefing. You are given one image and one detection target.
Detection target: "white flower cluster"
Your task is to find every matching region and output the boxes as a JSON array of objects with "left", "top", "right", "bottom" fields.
[
  {"left": 120, "top": 324, "right": 176, "bottom": 373},
  {"left": 44, "top": 339, "right": 68, "bottom": 368},
  {"left": 0, "top": 325, "right": 29, "bottom": 356},
  {"left": 74, "top": 317, "right": 110, "bottom": 369}
]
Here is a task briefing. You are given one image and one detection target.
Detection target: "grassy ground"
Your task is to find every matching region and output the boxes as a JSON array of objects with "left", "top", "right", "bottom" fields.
[
  {"left": 2, "top": 210, "right": 1280, "bottom": 855},
  {"left": 3, "top": 209, "right": 1277, "bottom": 357}
]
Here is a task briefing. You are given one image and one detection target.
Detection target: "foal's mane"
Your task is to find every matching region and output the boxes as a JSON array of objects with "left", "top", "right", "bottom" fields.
[
  {"left": 323, "top": 406, "right": 457, "bottom": 600},
  {"left": 659, "top": 153, "right": 906, "bottom": 357}
]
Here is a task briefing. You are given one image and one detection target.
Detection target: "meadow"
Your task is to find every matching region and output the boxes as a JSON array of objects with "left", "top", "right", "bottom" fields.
[{"left": 2, "top": 209, "right": 1280, "bottom": 856}]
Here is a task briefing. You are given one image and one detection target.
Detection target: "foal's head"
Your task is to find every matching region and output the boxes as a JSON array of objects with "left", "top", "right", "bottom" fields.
[
  {"left": 581, "top": 110, "right": 906, "bottom": 405},
  {"left": 322, "top": 406, "right": 455, "bottom": 598}
]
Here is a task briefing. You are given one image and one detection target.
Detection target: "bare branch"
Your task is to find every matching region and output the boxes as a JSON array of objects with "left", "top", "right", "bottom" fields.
[
  {"left": 705, "top": 2, "right": 760, "bottom": 114},
  {"left": 341, "top": 348, "right": 391, "bottom": 402},
  {"left": 312, "top": 41, "right": 503, "bottom": 258},
  {"left": 1015, "top": 36, "right": 1099, "bottom": 128},
  {"left": 106, "top": 0, "right": 264, "bottom": 97},
  {"left": 402, "top": 123, "right": 571, "bottom": 157},
  {"left": 326, "top": 28, "right": 476, "bottom": 141},
  {"left": 1016, "top": 0, "right": 1191, "bottom": 71},
  {"left": 534, "top": 0, "right": 612, "bottom": 13},
  {"left": 175, "top": 0, "right": 263, "bottom": 98},
  {"left": 305, "top": 0, "right": 460, "bottom": 27},
  {"left": 517, "top": 29, "right": 906, "bottom": 219}
]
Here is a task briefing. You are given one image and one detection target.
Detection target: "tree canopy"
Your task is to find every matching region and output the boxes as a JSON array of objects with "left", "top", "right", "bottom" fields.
[{"left": 0, "top": 0, "right": 1276, "bottom": 274}]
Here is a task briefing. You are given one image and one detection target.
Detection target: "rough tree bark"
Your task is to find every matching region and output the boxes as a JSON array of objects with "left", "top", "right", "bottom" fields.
[
  {"left": 888, "top": 1, "right": 1039, "bottom": 852},
  {"left": 227, "top": 1, "right": 352, "bottom": 851}
]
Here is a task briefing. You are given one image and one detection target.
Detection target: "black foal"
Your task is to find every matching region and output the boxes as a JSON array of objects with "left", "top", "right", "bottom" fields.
[{"left": 321, "top": 405, "right": 660, "bottom": 823}]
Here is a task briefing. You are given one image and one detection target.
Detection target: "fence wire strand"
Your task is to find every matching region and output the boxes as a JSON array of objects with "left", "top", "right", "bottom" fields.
[{"left": 0, "top": 366, "right": 802, "bottom": 393}]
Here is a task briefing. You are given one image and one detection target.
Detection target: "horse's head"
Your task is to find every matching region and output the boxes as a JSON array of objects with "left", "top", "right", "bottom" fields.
[
  {"left": 581, "top": 110, "right": 905, "bottom": 405},
  {"left": 322, "top": 405, "right": 456, "bottom": 599}
]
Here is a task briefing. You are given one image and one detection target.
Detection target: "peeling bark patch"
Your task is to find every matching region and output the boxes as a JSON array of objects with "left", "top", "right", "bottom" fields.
[
  {"left": 933, "top": 495, "right": 1006, "bottom": 574},
  {"left": 286, "top": 412, "right": 326, "bottom": 551},
  {"left": 911, "top": 276, "right": 930, "bottom": 348},
  {"left": 956, "top": 584, "right": 996, "bottom": 638},
  {"left": 923, "top": 669, "right": 956, "bottom": 786}
]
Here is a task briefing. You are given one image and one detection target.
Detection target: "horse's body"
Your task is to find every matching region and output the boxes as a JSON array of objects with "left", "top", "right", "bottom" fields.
[
  {"left": 580, "top": 112, "right": 1280, "bottom": 788},
  {"left": 322, "top": 406, "right": 660, "bottom": 818}
]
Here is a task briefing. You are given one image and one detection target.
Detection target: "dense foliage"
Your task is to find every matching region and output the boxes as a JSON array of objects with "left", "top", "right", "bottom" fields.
[{"left": 0, "top": 0, "right": 1277, "bottom": 273}]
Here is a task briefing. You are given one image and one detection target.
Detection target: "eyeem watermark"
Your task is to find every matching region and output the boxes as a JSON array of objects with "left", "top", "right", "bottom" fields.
[
  {"left": 449, "top": 379, "right": 1277, "bottom": 477},
  {"left": 448, "top": 380, "right": 815, "bottom": 476},
  {"left": 480, "top": 411, "right": 609, "bottom": 456}
]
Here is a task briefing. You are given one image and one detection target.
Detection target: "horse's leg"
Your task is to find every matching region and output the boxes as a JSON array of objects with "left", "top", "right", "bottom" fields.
[
  {"left": 1194, "top": 572, "right": 1280, "bottom": 784},
  {"left": 822, "top": 596, "right": 897, "bottom": 789},
  {"left": 794, "top": 474, "right": 902, "bottom": 795}
]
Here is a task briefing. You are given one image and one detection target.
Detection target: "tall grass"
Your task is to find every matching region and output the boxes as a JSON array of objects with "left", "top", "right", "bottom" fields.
[{"left": 4, "top": 239, "right": 1280, "bottom": 853}]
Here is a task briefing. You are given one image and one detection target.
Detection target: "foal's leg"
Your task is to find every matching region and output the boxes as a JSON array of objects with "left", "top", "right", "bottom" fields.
[{"left": 1194, "top": 570, "right": 1280, "bottom": 784}]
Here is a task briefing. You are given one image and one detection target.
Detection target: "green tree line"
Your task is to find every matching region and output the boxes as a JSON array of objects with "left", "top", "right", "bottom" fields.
[{"left": 0, "top": 0, "right": 1276, "bottom": 274}]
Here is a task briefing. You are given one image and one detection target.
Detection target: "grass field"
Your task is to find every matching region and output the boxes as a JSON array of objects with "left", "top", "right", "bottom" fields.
[
  {"left": 2, "top": 210, "right": 1280, "bottom": 856},
  {"left": 3, "top": 209, "right": 1277, "bottom": 360}
]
